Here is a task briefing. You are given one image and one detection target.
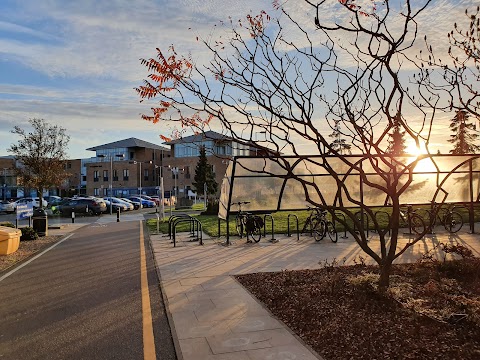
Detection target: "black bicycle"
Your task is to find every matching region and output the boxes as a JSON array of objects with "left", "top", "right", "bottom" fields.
[
  {"left": 426, "top": 204, "right": 464, "bottom": 233},
  {"left": 399, "top": 205, "right": 425, "bottom": 235},
  {"left": 302, "top": 207, "right": 337, "bottom": 243},
  {"left": 233, "top": 201, "right": 264, "bottom": 243}
]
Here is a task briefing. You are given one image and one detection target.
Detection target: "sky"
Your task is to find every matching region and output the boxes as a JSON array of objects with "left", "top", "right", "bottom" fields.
[{"left": 0, "top": 0, "right": 477, "bottom": 159}]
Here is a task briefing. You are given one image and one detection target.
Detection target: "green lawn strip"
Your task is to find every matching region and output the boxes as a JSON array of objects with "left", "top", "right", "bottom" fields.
[{"left": 146, "top": 205, "right": 480, "bottom": 237}]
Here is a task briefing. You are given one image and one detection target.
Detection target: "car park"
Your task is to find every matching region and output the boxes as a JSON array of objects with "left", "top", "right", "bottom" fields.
[
  {"left": 140, "top": 195, "right": 160, "bottom": 206},
  {"left": 103, "top": 199, "right": 128, "bottom": 213},
  {"left": 103, "top": 197, "right": 133, "bottom": 211},
  {"left": 128, "top": 196, "right": 155, "bottom": 208},
  {"left": 58, "top": 198, "right": 106, "bottom": 216},
  {"left": 12, "top": 197, "right": 48, "bottom": 210},
  {"left": 121, "top": 198, "right": 142, "bottom": 210},
  {"left": 0, "top": 200, "right": 15, "bottom": 214},
  {"left": 45, "top": 195, "right": 62, "bottom": 206}
]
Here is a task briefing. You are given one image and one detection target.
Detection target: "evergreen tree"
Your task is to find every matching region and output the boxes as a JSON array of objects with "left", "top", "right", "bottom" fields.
[
  {"left": 448, "top": 109, "right": 480, "bottom": 154},
  {"left": 386, "top": 115, "right": 407, "bottom": 155},
  {"left": 192, "top": 146, "right": 218, "bottom": 199},
  {"left": 329, "top": 120, "right": 352, "bottom": 155}
]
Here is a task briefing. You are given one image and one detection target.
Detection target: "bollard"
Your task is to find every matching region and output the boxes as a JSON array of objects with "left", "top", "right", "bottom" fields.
[
  {"left": 156, "top": 213, "right": 160, "bottom": 233},
  {"left": 72, "top": 211, "right": 75, "bottom": 223},
  {"left": 117, "top": 207, "right": 120, "bottom": 222}
]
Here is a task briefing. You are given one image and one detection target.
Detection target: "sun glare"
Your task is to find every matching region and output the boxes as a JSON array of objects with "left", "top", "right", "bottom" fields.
[{"left": 405, "top": 142, "right": 426, "bottom": 157}]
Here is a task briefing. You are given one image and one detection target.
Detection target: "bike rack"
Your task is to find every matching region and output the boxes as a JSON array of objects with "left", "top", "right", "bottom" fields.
[
  {"left": 263, "top": 214, "right": 276, "bottom": 242},
  {"left": 354, "top": 211, "right": 370, "bottom": 237},
  {"left": 172, "top": 216, "right": 197, "bottom": 239},
  {"left": 168, "top": 214, "right": 192, "bottom": 239},
  {"left": 287, "top": 214, "right": 299, "bottom": 241},
  {"left": 334, "top": 211, "right": 348, "bottom": 239},
  {"left": 172, "top": 218, "right": 203, "bottom": 247}
]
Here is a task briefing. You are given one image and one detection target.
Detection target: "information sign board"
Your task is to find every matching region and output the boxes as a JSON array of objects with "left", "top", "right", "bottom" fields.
[{"left": 17, "top": 203, "right": 34, "bottom": 220}]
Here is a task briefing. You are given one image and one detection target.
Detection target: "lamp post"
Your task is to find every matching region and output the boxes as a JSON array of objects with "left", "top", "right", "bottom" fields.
[
  {"left": 98, "top": 154, "right": 124, "bottom": 214},
  {"left": 155, "top": 165, "right": 166, "bottom": 220},
  {"left": 130, "top": 160, "right": 152, "bottom": 196},
  {"left": 2, "top": 168, "right": 7, "bottom": 201}
]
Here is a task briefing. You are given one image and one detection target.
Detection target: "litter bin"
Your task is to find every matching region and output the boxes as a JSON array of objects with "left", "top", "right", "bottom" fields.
[{"left": 32, "top": 208, "right": 48, "bottom": 237}]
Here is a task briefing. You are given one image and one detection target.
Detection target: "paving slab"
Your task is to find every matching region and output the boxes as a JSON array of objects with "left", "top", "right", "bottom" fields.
[{"left": 151, "top": 227, "right": 480, "bottom": 360}]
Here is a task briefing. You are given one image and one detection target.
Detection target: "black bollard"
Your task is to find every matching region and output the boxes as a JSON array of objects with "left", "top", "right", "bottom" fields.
[
  {"left": 117, "top": 207, "right": 120, "bottom": 222},
  {"left": 72, "top": 211, "right": 75, "bottom": 223}
]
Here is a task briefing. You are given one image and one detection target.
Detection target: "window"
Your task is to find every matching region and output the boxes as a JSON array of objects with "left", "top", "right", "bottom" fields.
[
  {"left": 130, "top": 152, "right": 134, "bottom": 160},
  {"left": 185, "top": 166, "right": 190, "bottom": 179},
  {"left": 93, "top": 171, "right": 99, "bottom": 182},
  {"left": 144, "top": 169, "right": 149, "bottom": 181},
  {"left": 123, "top": 169, "right": 129, "bottom": 181},
  {"left": 67, "top": 163, "right": 72, "bottom": 169},
  {"left": 103, "top": 188, "right": 108, "bottom": 196},
  {"left": 113, "top": 169, "right": 118, "bottom": 181},
  {"left": 103, "top": 170, "right": 108, "bottom": 182},
  {"left": 94, "top": 188, "right": 99, "bottom": 196}
]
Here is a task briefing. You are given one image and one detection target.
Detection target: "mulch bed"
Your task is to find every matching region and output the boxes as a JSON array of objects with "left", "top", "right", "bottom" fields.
[
  {"left": 0, "top": 235, "right": 63, "bottom": 272},
  {"left": 235, "top": 259, "right": 480, "bottom": 360}
]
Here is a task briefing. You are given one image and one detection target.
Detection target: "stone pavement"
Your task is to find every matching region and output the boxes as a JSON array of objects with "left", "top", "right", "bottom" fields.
[{"left": 150, "top": 228, "right": 480, "bottom": 360}]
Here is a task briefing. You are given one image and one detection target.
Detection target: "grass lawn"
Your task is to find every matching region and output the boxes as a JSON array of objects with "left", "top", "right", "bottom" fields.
[{"left": 146, "top": 204, "right": 480, "bottom": 237}]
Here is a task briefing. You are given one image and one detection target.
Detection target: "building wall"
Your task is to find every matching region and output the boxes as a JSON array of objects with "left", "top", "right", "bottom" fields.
[
  {"left": 0, "top": 158, "right": 16, "bottom": 200},
  {"left": 85, "top": 147, "right": 171, "bottom": 197}
]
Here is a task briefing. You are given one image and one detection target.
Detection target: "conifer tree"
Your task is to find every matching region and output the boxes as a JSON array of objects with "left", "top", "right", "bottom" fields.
[
  {"left": 448, "top": 109, "right": 480, "bottom": 154},
  {"left": 329, "top": 120, "right": 352, "bottom": 155},
  {"left": 192, "top": 146, "right": 218, "bottom": 199},
  {"left": 386, "top": 115, "right": 407, "bottom": 155}
]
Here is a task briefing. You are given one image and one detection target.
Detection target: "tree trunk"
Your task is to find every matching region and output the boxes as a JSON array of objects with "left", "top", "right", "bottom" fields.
[{"left": 378, "top": 260, "right": 393, "bottom": 290}]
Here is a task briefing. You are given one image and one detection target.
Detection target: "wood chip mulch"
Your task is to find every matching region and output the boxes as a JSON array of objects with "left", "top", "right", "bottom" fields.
[
  {"left": 235, "top": 260, "right": 480, "bottom": 360},
  {"left": 0, "top": 235, "right": 63, "bottom": 272}
]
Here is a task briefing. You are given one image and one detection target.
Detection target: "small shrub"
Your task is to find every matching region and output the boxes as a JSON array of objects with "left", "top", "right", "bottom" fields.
[
  {"left": 21, "top": 227, "right": 38, "bottom": 241},
  {"left": 0, "top": 221, "right": 16, "bottom": 228}
]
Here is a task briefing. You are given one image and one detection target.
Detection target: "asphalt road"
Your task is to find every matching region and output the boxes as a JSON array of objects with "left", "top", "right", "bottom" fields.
[{"left": 0, "top": 220, "right": 176, "bottom": 360}]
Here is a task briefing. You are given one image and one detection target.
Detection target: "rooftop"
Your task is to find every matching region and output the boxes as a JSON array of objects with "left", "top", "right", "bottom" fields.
[{"left": 86, "top": 137, "right": 169, "bottom": 152}]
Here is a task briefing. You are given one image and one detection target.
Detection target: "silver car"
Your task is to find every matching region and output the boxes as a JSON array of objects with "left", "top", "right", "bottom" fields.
[{"left": 0, "top": 200, "right": 15, "bottom": 214}]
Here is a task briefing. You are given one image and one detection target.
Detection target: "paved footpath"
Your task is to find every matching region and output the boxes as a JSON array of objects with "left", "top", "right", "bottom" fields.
[
  {"left": 0, "top": 218, "right": 176, "bottom": 360},
  {"left": 150, "top": 228, "right": 480, "bottom": 360}
]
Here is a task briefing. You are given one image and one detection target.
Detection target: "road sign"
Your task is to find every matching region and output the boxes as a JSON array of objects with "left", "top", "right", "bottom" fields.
[{"left": 17, "top": 203, "right": 33, "bottom": 220}]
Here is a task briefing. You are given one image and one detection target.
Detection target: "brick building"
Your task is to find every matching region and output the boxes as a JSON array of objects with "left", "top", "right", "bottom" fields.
[{"left": 84, "top": 138, "right": 171, "bottom": 197}]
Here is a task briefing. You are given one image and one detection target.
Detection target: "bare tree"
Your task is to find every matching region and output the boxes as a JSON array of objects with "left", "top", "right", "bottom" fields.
[
  {"left": 137, "top": 1, "right": 442, "bottom": 288},
  {"left": 8, "top": 118, "right": 70, "bottom": 208},
  {"left": 421, "top": 6, "right": 479, "bottom": 117}
]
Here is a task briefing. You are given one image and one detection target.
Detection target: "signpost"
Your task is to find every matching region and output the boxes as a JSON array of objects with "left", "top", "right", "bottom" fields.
[{"left": 16, "top": 203, "right": 33, "bottom": 227}]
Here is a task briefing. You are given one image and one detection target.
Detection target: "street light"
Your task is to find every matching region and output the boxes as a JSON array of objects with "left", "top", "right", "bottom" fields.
[
  {"left": 155, "top": 165, "right": 166, "bottom": 220},
  {"left": 169, "top": 166, "right": 184, "bottom": 208},
  {"left": 130, "top": 160, "right": 152, "bottom": 196},
  {"left": 98, "top": 154, "right": 125, "bottom": 214},
  {"left": 2, "top": 168, "right": 7, "bottom": 201}
]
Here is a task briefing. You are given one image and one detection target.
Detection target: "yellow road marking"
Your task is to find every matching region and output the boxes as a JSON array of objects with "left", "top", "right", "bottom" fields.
[{"left": 140, "top": 222, "right": 156, "bottom": 360}]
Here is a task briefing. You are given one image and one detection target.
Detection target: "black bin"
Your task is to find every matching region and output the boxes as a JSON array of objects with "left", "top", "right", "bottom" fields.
[{"left": 32, "top": 208, "right": 48, "bottom": 237}]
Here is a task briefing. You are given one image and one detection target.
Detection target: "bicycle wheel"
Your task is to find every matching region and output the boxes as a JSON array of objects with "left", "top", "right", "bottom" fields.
[
  {"left": 326, "top": 221, "right": 338, "bottom": 243},
  {"left": 410, "top": 214, "right": 425, "bottom": 235},
  {"left": 236, "top": 216, "right": 244, "bottom": 237},
  {"left": 248, "top": 225, "right": 262, "bottom": 243},
  {"left": 444, "top": 212, "right": 463, "bottom": 233},
  {"left": 313, "top": 220, "right": 326, "bottom": 242}
]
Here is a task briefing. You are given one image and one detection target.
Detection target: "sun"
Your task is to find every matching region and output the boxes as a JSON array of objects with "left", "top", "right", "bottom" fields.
[{"left": 405, "top": 142, "right": 426, "bottom": 157}]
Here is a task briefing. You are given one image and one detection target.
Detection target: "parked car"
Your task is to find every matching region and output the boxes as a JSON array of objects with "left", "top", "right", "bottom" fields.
[
  {"left": 0, "top": 200, "right": 15, "bottom": 214},
  {"left": 140, "top": 195, "right": 160, "bottom": 206},
  {"left": 103, "top": 199, "right": 128, "bottom": 213},
  {"left": 104, "top": 197, "right": 134, "bottom": 211},
  {"left": 128, "top": 196, "right": 155, "bottom": 208},
  {"left": 121, "top": 198, "right": 142, "bottom": 210},
  {"left": 45, "top": 195, "right": 62, "bottom": 206},
  {"left": 12, "top": 197, "right": 48, "bottom": 210},
  {"left": 58, "top": 198, "right": 106, "bottom": 216}
]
